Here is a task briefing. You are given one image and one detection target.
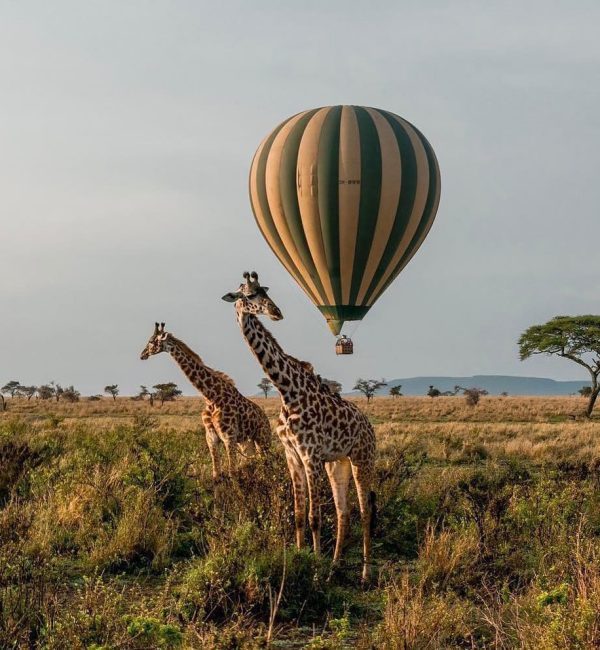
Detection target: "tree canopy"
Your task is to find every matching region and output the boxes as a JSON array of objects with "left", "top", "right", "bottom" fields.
[
  {"left": 257, "top": 378, "right": 273, "bottom": 399},
  {"left": 354, "top": 378, "right": 387, "bottom": 403},
  {"left": 519, "top": 315, "right": 600, "bottom": 417}
]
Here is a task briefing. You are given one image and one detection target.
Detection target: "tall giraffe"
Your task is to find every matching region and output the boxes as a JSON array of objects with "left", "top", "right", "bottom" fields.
[
  {"left": 223, "top": 273, "right": 376, "bottom": 581},
  {"left": 140, "top": 322, "right": 271, "bottom": 479}
]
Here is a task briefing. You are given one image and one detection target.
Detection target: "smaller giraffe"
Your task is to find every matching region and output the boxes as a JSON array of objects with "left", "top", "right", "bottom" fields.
[{"left": 140, "top": 322, "right": 271, "bottom": 479}]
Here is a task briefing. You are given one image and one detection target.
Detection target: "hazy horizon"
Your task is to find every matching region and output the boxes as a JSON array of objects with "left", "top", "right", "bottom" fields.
[{"left": 2, "top": 1, "right": 599, "bottom": 396}]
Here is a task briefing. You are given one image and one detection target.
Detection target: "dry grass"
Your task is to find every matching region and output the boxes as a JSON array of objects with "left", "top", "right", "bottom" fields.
[{"left": 1, "top": 395, "right": 600, "bottom": 648}]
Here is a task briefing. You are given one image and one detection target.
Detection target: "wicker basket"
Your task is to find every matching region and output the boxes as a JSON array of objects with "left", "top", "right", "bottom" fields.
[{"left": 335, "top": 336, "right": 354, "bottom": 355}]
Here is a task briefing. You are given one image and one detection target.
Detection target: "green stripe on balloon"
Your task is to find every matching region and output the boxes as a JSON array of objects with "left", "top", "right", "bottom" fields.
[
  {"left": 349, "top": 106, "right": 382, "bottom": 305},
  {"left": 370, "top": 124, "right": 440, "bottom": 304},
  {"left": 361, "top": 109, "right": 419, "bottom": 306},
  {"left": 317, "top": 105, "right": 343, "bottom": 305}
]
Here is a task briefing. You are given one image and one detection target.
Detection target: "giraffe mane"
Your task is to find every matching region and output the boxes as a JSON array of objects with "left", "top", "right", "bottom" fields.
[
  {"left": 212, "top": 369, "right": 237, "bottom": 386},
  {"left": 171, "top": 337, "right": 237, "bottom": 387}
]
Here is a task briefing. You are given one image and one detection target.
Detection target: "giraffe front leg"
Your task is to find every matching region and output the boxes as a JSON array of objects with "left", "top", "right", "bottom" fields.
[
  {"left": 202, "top": 412, "right": 221, "bottom": 481},
  {"left": 283, "top": 445, "right": 307, "bottom": 549},
  {"left": 326, "top": 458, "right": 352, "bottom": 564},
  {"left": 304, "top": 457, "right": 326, "bottom": 557}
]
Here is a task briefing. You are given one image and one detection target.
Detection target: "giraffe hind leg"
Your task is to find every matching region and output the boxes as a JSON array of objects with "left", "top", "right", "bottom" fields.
[
  {"left": 351, "top": 460, "right": 374, "bottom": 583},
  {"left": 325, "top": 458, "right": 352, "bottom": 564}
]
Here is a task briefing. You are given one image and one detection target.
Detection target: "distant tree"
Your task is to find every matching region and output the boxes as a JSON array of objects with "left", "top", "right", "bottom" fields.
[
  {"left": 20, "top": 385, "right": 37, "bottom": 401},
  {"left": 354, "top": 378, "right": 387, "bottom": 403},
  {"left": 104, "top": 384, "right": 119, "bottom": 401},
  {"left": 1, "top": 381, "right": 21, "bottom": 398},
  {"left": 389, "top": 385, "right": 403, "bottom": 398},
  {"left": 50, "top": 382, "right": 63, "bottom": 402},
  {"left": 131, "top": 385, "right": 151, "bottom": 402},
  {"left": 62, "top": 385, "right": 81, "bottom": 402},
  {"left": 579, "top": 386, "right": 592, "bottom": 397},
  {"left": 462, "top": 387, "right": 488, "bottom": 407},
  {"left": 519, "top": 315, "right": 600, "bottom": 417},
  {"left": 37, "top": 384, "right": 55, "bottom": 401},
  {"left": 427, "top": 385, "right": 441, "bottom": 398},
  {"left": 153, "top": 382, "right": 182, "bottom": 406},
  {"left": 88, "top": 395, "right": 102, "bottom": 401},
  {"left": 257, "top": 378, "right": 273, "bottom": 399},
  {"left": 322, "top": 378, "right": 342, "bottom": 394},
  {"left": 500, "top": 391, "right": 509, "bottom": 397}
]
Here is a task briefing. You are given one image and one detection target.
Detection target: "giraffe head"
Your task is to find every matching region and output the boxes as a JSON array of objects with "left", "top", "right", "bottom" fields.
[
  {"left": 221, "top": 271, "right": 283, "bottom": 321},
  {"left": 140, "top": 322, "right": 174, "bottom": 360}
]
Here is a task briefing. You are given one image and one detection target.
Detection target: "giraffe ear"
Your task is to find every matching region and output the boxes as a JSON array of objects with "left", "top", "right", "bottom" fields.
[{"left": 222, "top": 291, "right": 242, "bottom": 302}]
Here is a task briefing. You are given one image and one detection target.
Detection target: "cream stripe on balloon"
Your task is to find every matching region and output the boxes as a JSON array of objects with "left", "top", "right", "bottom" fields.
[
  {"left": 365, "top": 115, "right": 430, "bottom": 306},
  {"left": 371, "top": 149, "right": 441, "bottom": 304},
  {"left": 338, "top": 106, "right": 362, "bottom": 304},
  {"left": 296, "top": 107, "right": 336, "bottom": 305},
  {"left": 264, "top": 112, "right": 323, "bottom": 302},
  {"left": 250, "top": 132, "right": 320, "bottom": 306},
  {"left": 355, "top": 108, "right": 402, "bottom": 305}
]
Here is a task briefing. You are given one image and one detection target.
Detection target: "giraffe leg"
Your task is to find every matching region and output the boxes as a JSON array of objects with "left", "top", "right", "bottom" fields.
[
  {"left": 223, "top": 439, "right": 238, "bottom": 477},
  {"left": 325, "top": 458, "right": 352, "bottom": 563},
  {"left": 351, "top": 461, "right": 374, "bottom": 582},
  {"left": 202, "top": 411, "right": 221, "bottom": 481},
  {"left": 304, "top": 457, "right": 326, "bottom": 557},
  {"left": 284, "top": 446, "right": 307, "bottom": 549}
]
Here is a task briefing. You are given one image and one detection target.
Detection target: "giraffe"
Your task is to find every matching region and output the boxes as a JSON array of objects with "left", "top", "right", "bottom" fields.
[
  {"left": 140, "top": 322, "right": 271, "bottom": 479},
  {"left": 222, "top": 273, "right": 376, "bottom": 581}
]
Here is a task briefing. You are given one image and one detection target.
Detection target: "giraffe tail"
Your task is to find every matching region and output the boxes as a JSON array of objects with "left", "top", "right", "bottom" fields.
[{"left": 369, "top": 491, "right": 377, "bottom": 535}]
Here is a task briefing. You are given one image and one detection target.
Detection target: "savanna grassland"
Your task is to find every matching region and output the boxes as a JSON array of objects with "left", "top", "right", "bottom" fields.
[{"left": 1, "top": 396, "right": 600, "bottom": 649}]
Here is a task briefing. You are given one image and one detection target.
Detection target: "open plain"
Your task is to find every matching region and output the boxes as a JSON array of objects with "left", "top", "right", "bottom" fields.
[{"left": 1, "top": 396, "right": 599, "bottom": 648}]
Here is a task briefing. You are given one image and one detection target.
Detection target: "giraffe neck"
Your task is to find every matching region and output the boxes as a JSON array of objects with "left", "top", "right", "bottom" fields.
[
  {"left": 168, "top": 337, "right": 228, "bottom": 404},
  {"left": 238, "top": 312, "right": 309, "bottom": 403}
]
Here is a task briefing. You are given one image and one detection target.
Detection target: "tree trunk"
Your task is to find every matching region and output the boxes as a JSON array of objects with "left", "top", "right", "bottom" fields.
[{"left": 586, "top": 385, "right": 599, "bottom": 418}]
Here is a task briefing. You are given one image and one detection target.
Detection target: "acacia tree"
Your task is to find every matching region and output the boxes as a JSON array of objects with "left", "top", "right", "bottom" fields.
[
  {"left": 37, "top": 384, "right": 55, "bottom": 401},
  {"left": 354, "top": 378, "right": 387, "bottom": 403},
  {"left": 104, "top": 384, "right": 119, "bottom": 401},
  {"left": 257, "top": 378, "right": 273, "bottom": 399},
  {"left": 519, "top": 315, "right": 600, "bottom": 417},
  {"left": 322, "top": 378, "right": 342, "bottom": 394},
  {"left": 20, "top": 386, "right": 37, "bottom": 401},
  {"left": 62, "top": 385, "right": 81, "bottom": 402},
  {"left": 1, "top": 381, "right": 21, "bottom": 398},
  {"left": 427, "top": 385, "right": 441, "bottom": 398},
  {"left": 389, "top": 385, "right": 403, "bottom": 398},
  {"left": 153, "top": 382, "right": 182, "bottom": 406}
]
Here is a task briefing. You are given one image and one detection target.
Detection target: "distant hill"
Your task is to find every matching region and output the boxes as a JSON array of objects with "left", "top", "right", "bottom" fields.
[{"left": 356, "top": 375, "right": 591, "bottom": 397}]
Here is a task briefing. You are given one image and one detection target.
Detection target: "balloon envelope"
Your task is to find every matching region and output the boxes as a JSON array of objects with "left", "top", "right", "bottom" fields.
[{"left": 249, "top": 105, "right": 440, "bottom": 335}]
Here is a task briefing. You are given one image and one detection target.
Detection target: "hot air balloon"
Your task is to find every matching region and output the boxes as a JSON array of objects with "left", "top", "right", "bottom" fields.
[{"left": 249, "top": 105, "right": 440, "bottom": 350}]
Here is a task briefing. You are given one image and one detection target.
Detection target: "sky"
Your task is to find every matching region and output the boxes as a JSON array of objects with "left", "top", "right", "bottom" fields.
[{"left": 1, "top": 1, "right": 599, "bottom": 395}]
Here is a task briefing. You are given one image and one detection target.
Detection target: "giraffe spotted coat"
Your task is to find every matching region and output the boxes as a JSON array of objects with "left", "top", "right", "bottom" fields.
[{"left": 141, "top": 324, "right": 271, "bottom": 478}]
